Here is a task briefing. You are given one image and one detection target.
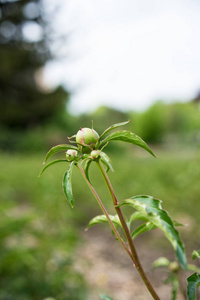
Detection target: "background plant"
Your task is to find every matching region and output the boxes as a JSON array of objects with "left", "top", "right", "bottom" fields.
[{"left": 0, "top": 133, "right": 200, "bottom": 299}]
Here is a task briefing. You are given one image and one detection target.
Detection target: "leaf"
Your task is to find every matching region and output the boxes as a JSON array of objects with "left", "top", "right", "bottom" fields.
[
  {"left": 131, "top": 222, "right": 157, "bottom": 240},
  {"left": 99, "top": 120, "right": 130, "bottom": 140},
  {"left": 127, "top": 212, "right": 149, "bottom": 228},
  {"left": 164, "top": 275, "right": 179, "bottom": 300},
  {"left": 173, "top": 220, "right": 185, "bottom": 227},
  {"left": 62, "top": 162, "right": 75, "bottom": 208},
  {"left": 100, "top": 294, "right": 113, "bottom": 300},
  {"left": 187, "top": 273, "right": 200, "bottom": 300},
  {"left": 152, "top": 257, "right": 171, "bottom": 268},
  {"left": 45, "top": 144, "right": 78, "bottom": 162},
  {"left": 192, "top": 250, "right": 200, "bottom": 260},
  {"left": 172, "top": 279, "right": 179, "bottom": 300},
  {"left": 100, "top": 151, "right": 114, "bottom": 172},
  {"left": 39, "top": 159, "right": 68, "bottom": 176},
  {"left": 87, "top": 214, "right": 122, "bottom": 230},
  {"left": 101, "top": 130, "right": 156, "bottom": 157},
  {"left": 169, "top": 276, "right": 179, "bottom": 300},
  {"left": 187, "top": 264, "right": 200, "bottom": 274},
  {"left": 84, "top": 159, "right": 92, "bottom": 183},
  {"left": 117, "top": 195, "right": 187, "bottom": 270}
]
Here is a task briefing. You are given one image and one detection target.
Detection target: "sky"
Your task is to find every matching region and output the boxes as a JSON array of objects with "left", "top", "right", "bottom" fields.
[{"left": 43, "top": 0, "right": 200, "bottom": 115}]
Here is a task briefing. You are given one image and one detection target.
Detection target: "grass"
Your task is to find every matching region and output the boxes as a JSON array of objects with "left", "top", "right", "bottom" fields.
[{"left": 0, "top": 147, "right": 200, "bottom": 299}]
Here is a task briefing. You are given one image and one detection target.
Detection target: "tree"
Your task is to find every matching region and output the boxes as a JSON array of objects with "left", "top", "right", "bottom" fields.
[{"left": 0, "top": 0, "right": 69, "bottom": 129}]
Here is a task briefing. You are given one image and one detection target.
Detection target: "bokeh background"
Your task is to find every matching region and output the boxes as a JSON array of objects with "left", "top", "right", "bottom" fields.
[{"left": 0, "top": 1, "right": 200, "bottom": 299}]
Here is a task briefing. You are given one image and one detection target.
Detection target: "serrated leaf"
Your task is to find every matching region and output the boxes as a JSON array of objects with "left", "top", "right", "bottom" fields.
[
  {"left": 192, "top": 250, "right": 200, "bottom": 260},
  {"left": 100, "top": 152, "right": 114, "bottom": 172},
  {"left": 84, "top": 159, "right": 92, "bottom": 183},
  {"left": 45, "top": 144, "right": 78, "bottom": 162},
  {"left": 99, "top": 120, "right": 130, "bottom": 141},
  {"left": 117, "top": 195, "right": 187, "bottom": 270},
  {"left": 101, "top": 130, "right": 156, "bottom": 157},
  {"left": 39, "top": 159, "right": 68, "bottom": 176},
  {"left": 62, "top": 162, "right": 74, "bottom": 208},
  {"left": 131, "top": 222, "right": 157, "bottom": 239},
  {"left": 100, "top": 294, "right": 113, "bottom": 300},
  {"left": 187, "top": 273, "right": 200, "bottom": 300},
  {"left": 87, "top": 214, "right": 122, "bottom": 229}
]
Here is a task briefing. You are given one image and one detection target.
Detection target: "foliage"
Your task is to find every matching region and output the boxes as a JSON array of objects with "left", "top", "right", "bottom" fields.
[
  {"left": 0, "top": 141, "right": 200, "bottom": 298},
  {"left": 187, "top": 273, "right": 200, "bottom": 300},
  {"left": 0, "top": 153, "right": 87, "bottom": 300},
  {"left": 129, "top": 100, "right": 200, "bottom": 145},
  {"left": 187, "top": 250, "right": 200, "bottom": 299},
  {"left": 117, "top": 196, "right": 187, "bottom": 270},
  {"left": 0, "top": 0, "right": 69, "bottom": 129},
  {"left": 1, "top": 99, "right": 200, "bottom": 152},
  {"left": 40, "top": 121, "right": 196, "bottom": 300},
  {"left": 130, "top": 101, "right": 168, "bottom": 143},
  {"left": 153, "top": 253, "right": 200, "bottom": 300}
]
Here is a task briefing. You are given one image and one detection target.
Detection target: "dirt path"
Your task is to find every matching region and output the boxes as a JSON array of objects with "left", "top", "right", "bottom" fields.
[{"left": 74, "top": 227, "right": 186, "bottom": 300}]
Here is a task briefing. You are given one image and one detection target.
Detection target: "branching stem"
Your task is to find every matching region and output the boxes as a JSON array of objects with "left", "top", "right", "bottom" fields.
[
  {"left": 97, "top": 160, "right": 161, "bottom": 300},
  {"left": 77, "top": 164, "right": 133, "bottom": 261}
]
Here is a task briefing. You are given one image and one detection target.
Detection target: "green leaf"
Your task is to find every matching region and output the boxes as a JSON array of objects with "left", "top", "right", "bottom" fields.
[
  {"left": 45, "top": 144, "right": 78, "bottom": 162},
  {"left": 187, "top": 273, "right": 200, "bottom": 300},
  {"left": 152, "top": 257, "right": 171, "bottom": 268},
  {"left": 100, "top": 151, "right": 114, "bottom": 172},
  {"left": 129, "top": 211, "right": 148, "bottom": 222},
  {"left": 39, "top": 159, "right": 68, "bottom": 176},
  {"left": 187, "top": 264, "right": 200, "bottom": 274},
  {"left": 127, "top": 212, "right": 149, "bottom": 229},
  {"left": 192, "top": 250, "right": 200, "bottom": 260},
  {"left": 101, "top": 130, "right": 156, "bottom": 157},
  {"left": 99, "top": 120, "right": 130, "bottom": 141},
  {"left": 164, "top": 275, "right": 179, "bottom": 300},
  {"left": 62, "top": 162, "right": 75, "bottom": 208},
  {"left": 131, "top": 222, "right": 157, "bottom": 239},
  {"left": 87, "top": 214, "right": 122, "bottom": 230},
  {"left": 84, "top": 159, "right": 92, "bottom": 183},
  {"left": 170, "top": 276, "right": 179, "bottom": 300},
  {"left": 117, "top": 195, "right": 187, "bottom": 270},
  {"left": 173, "top": 220, "right": 185, "bottom": 227},
  {"left": 100, "top": 294, "right": 113, "bottom": 300}
]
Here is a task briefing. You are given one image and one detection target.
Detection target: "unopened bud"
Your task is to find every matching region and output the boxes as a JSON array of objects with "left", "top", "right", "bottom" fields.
[
  {"left": 76, "top": 128, "right": 99, "bottom": 153},
  {"left": 169, "top": 262, "right": 179, "bottom": 272},
  {"left": 90, "top": 150, "right": 101, "bottom": 159},
  {"left": 66, "top": 149, "right": 78, "bottom": 161}
]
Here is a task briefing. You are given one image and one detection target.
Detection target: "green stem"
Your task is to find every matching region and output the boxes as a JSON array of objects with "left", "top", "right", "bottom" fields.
[
  {"left": 77, "top": 164, "right": 133, "bottom": 261},
  {"left": 97, "top": 160, "right": 160, "bottom": 300}
]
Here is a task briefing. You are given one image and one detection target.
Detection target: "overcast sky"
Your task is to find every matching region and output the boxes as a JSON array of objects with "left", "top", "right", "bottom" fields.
[{"left": 44, "top": 0, "right": 200, "bottom": 115}]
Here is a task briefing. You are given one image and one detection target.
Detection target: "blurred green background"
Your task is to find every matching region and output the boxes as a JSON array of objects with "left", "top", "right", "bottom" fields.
[{"left": 0, "top": 1, "right": 200, "bottom": 299}]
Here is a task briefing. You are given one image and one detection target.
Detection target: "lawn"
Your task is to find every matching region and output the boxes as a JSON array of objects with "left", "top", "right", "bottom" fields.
[{"left": 0, "top": 147, "right": 199, "bottom": 299}]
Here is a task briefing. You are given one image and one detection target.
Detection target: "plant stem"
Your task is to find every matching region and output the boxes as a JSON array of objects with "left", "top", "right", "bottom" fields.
[
  {"left": 77, "top": 164, "right": 134, "bottom": 261},
  {"left": 97, "top": 160, "right": 160, "bottom": 300}
]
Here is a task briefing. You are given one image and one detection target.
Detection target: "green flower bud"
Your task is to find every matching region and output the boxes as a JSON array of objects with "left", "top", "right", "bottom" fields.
[
  {"left": 90, "top": 150, "right": 101, "bottom": 159},
  {"left": 169, "top": 262, "right": 179, "bottom": 272},
  {"left": 76, "top": 128, "right": 99, "bottom": 153},
  {"left": 66, "top": 149, "right": 78, "bottom": 161}
]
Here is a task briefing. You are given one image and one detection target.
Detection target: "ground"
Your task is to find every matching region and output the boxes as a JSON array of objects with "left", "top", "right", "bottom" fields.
[{"left": 74, "top": 227, "right": 187, "bottom": 300}]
